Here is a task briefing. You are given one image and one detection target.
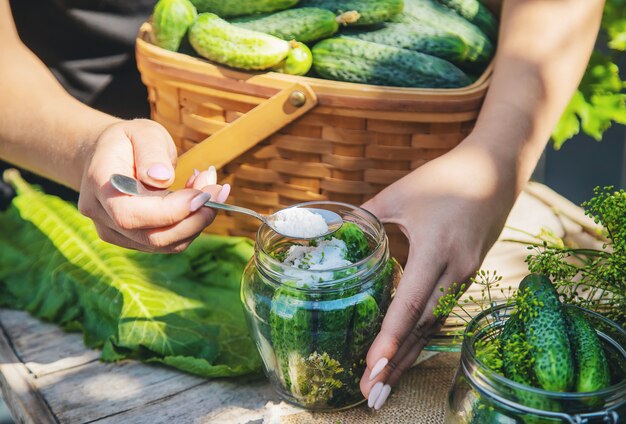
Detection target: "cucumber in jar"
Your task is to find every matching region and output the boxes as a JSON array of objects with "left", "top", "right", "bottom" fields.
[
  {"left": 518, "top": 274, "right": 574, "bottom": 392},
  {"left": 270, "top": 284, "right": 317, "bottom": 397}
]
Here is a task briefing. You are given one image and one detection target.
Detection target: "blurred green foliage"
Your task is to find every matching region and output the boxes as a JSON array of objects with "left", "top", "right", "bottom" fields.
[{"left": 552, "top": 0, "right": 626, "bottom": 148}]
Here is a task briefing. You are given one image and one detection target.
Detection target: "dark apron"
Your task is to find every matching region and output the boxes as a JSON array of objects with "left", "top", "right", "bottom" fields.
[{"left": 1, "top": 0, "right": 155, "bottom": 208}]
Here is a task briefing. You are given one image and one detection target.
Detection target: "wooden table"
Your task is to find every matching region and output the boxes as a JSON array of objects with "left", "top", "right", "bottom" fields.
[{"left": 0, "top": 183, "right": 601, "bottom": 424}]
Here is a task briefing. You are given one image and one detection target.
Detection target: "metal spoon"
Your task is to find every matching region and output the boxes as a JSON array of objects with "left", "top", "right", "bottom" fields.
[{"left": 109, "top": 174, "right": 343, "bottom": 239}]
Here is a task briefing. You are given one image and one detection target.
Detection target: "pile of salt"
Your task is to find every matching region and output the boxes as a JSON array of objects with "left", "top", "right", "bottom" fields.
[{"left": 272, "top": 208, "right": 329, "bottom": 238}]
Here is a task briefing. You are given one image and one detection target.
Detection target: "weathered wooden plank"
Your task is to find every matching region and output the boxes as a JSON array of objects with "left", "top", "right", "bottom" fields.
[
  {"left": 33, "top": 360, "right": 207, "bottom": 424},
  {"left": 0, "top": 310, "right": 99, "bottom": 378},
  {"left": 92, "top": 376, "right": 281, "bottom": 424},
  {"left": 0, "top": 322, "right": 57, "bottom": 424}
]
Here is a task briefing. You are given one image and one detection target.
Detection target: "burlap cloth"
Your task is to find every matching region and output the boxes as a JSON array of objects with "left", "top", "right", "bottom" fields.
[{"left": 280, "top": 352, "right": 460, "bottom": 424}]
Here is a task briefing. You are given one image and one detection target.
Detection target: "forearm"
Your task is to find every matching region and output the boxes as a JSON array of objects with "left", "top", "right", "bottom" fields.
[
  {"left": 464, "top": 0, "right": 604, "bottom": 195},
  {"left": 0, "top": 1, "right": 120, "bottom": 190}
]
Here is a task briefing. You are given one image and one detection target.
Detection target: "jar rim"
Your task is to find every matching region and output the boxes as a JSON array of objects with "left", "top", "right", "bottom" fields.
[
  {"left": 462, "top": 302, "right": 626, "bottom": 398},
  {"left": 254, "top": 201, "right": 389, "bottom": 291}
]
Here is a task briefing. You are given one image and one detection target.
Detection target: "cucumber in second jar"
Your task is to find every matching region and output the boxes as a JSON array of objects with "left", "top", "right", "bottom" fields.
[
  {"left": 518, "top": 274, "right": 574, "bottom": 392},
  {"left": 565, "top": 307, "right": 611, "bottom": 393},
  {"left": 189, "top": 13, "right": 290, "bottom": 70}
]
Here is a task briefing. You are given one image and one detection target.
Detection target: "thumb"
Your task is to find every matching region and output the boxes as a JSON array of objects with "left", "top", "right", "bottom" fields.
[{"left": 128, "top": 120, "right": 178, "bottom": 188}]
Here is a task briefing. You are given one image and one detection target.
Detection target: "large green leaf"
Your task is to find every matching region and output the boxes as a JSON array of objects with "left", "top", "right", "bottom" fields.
[
  {"left": 553, "top": 53, "right": 626, "bottom": 149},
  {"left": 553, "top": 1, "right": 626, "bottom": 147},
  {"left": 0, "top": 171, "right": 261, "bottom": 377}
]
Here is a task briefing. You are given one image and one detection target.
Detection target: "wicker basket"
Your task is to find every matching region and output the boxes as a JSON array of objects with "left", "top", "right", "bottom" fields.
[{"left": 136, "top": 23, "right": 493, "bottom": 263}]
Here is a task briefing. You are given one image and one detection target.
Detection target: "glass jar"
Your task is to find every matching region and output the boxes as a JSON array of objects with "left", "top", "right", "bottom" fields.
[
  {"left": 240, "top": 201, "right": 402, "bottom": 410},
  {"left": 446, "top": 303, "right": 626, "bottom": 423}
]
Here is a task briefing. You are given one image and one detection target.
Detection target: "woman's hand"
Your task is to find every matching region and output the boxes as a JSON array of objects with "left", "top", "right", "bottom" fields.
[
  {"left": 359, "top": 140, "right": 518, "bottom": 409},
  {"left": 78, "top": 119, "right": 230, "bottom": 253}
]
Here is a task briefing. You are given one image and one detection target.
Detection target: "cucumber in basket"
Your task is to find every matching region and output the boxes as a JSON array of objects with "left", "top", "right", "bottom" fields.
[
  {"left": 272, "top": 41, "right": 314, "bottom": 76},
  {"left": 398, "top": 0, "right": 494, "bottom": 66},
  {"left": 188, "top": 0, "right": 299, "bottom": 18},
  {"left": 435, "top": 0, "right": 498, "bottom": 41},
  {"left": 189, "top": 13, "right": 290, "bottom": 70},
  {"left": 152, "top": 0, "right": 198, "bottom": 52},
  {"left": 342, "top": 21, "right": 470, "bottom": 66},
  {"left": 312, "top": 37, "right": 472, "bottom": 88},
  {"left": 231, "top": 8, "right": 339, "bottom": 43},
  {"left": 299, "top": 0, "right": 404, "bottom": 26}
]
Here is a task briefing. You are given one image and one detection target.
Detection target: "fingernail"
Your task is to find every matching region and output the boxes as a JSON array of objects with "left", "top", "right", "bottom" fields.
[
  {"left": 147, "top": 164, "right": 172, "bottom": 181},
  {"left": 193, "top": 168, "right": 200, "bottom": 177},
  {"left": 190, "top": 192, "right": 212, "bottom": 212},
  {"left": 367, "top": 382, "right": 384, "bottom": 408},
  {"left": 374, "top": 384, "right": 391, "bottom": 410},
  {"left": 207, "top": 165, "right": 217, "bottom": 186},
  {"left": 216, "top": 184, "right": 231, "bottom": 203},
  {"left": 185, "top": 174, "right": 195, "bottom": 187},
  {"left": 369, "top": 357, "right": 389, "bottom": 381}
]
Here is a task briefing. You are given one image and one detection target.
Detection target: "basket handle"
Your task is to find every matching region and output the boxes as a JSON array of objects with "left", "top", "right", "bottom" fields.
[{"left": 171, "top": 81, "right": 318, "bottom": 189}]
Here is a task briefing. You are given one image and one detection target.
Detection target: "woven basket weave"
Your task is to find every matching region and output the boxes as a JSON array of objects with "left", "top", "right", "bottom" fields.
[{"left": 136, "top": 23, "right": 493, "bottom": 262}]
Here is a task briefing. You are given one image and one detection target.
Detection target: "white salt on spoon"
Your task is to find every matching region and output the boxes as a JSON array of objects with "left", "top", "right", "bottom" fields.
[{"left": 270, "top": 207, "right": 330, "bottom": 239}]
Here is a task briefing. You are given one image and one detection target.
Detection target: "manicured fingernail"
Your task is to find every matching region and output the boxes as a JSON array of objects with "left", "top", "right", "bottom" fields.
[
  {"left": 207, "top": 166, "right": 217, "bottom": 186},
  {"left": 190, "top": 192, "right": 212, "bottom": 212},
  {"left": 147, "top": 164, "right": 172, "bottom": 181},
  {"left": 369, "top": 357, "right": 388, "bottom": 381},
  {"left": 374, "top": 384, "right": 391, "bottom": 410},
  {"left": 367, "top": 382, "right": 384, "bottom": 408},
  {"left": 193, "top": 168, "right": 200, "bottom": 177},
  {"left": 216, "top": 184, "right": 231, "bottom": 203},
  {"left": 185, "top": 174, "right": 195, "bottom": 187}
]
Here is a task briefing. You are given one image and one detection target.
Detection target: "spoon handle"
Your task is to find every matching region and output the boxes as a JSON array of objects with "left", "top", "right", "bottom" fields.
[
  {"left": 203, "top": 200, "right": 266, "bottom": 224},
  {"left": 110, "top": 174, "right": 267, "bottom": 224}
]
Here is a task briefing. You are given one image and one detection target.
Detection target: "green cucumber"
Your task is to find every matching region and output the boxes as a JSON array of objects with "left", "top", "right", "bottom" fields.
[
  {"left": 316, "top": 287, "right": 356, "bottom": 367},
  {"left": 500, "top": 315, "right": 535, "bottom": 386},
  {"left": 371, "top": 259, "right": 395, "bottom": 313},
  {"left": 188, "top": 0, "right": 299, "bottom": 18},
  {"left": 518, "top": 274, "right": 574, "bottom": 392},
  {"left": 351, "top": 294, "right": 381, "bottom": 357},
  {"left": 435, "top": 0, "right": 498, "bottom": 40},
  {"left": 272, "top": 41, "right": 314, "bottom": 75},
  {"left": 232, "top": 8, "right": 339, "bottom": 43},
  {"left": 300, "top": 0, "right": 404, "bottom": 26},
  {"left": 312, "top": 37, "right": 472, "bottom": 88},
  {"left": 398, "top": 0, "right": 493, "bottom": 66},
  {"left": 499, "top": 315, "right": 561, "bottom": 422},
  {"left": 270, "top": 285, "right": 314, "bottom": 393},
  {"left": 328, "top": 222, "right": 371, "bottom": 262},
  {"left": 189, "top": 13, "right": 290, "bottom": 70},
  {"left": 565, "top": 307, "right": 610, "bottom": 393},
  {"left": 152, "top": 0, "right": 198, "bottom": 52},
  {"left": 342, "top": 22, "right": 469, "bottom": 66}
]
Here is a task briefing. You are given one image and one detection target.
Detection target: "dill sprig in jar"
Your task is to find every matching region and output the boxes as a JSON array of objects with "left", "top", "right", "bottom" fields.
[{"left": 240, "top": 202, "right": 402, "bottom": 410}]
